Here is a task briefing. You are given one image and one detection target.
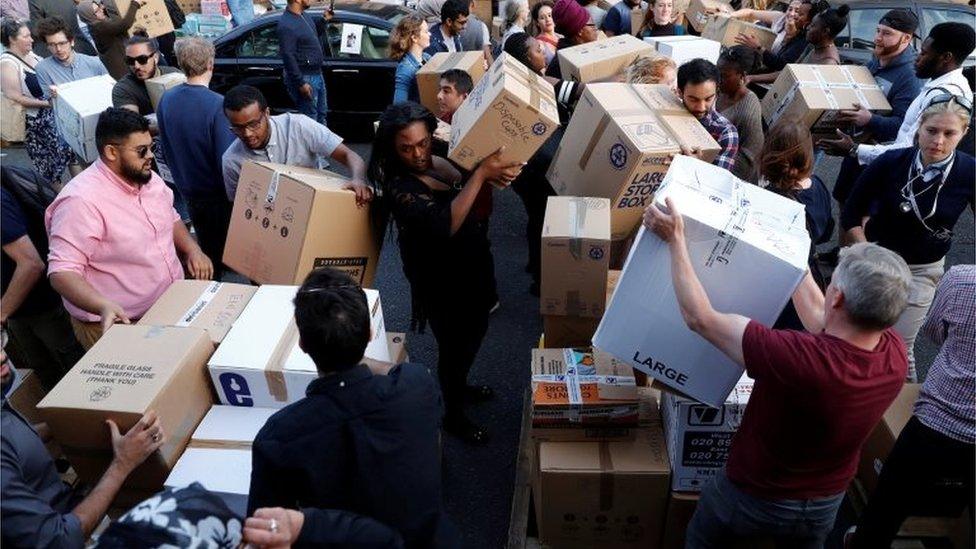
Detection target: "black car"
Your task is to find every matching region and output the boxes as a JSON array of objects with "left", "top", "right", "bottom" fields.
[
  {"left": 211, "top": 1, "right": 411, "bottom": 137},
  {"left": 832, "top": 1, "right": 975, "bottom": 66}
]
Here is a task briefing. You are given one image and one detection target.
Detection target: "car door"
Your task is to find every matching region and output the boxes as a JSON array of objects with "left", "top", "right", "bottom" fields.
[
  {"left": 235, "top": 20, "right": 296, "bottom": 112},
  {"left": 322, "top": 16, "right": 397, "bottom": 133}
]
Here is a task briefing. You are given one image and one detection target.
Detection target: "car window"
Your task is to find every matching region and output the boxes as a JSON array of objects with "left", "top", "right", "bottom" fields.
[
  {"left": 239, "top": 24, "right": 280, "bottom": 58},
  {"left": 325, "top": 22, "right": 390, "bottom": 60},
  {"left": 922, "top": 7, "right": 976, "bottom": 61},
  {"left": 841, "top": 7, "right": 890, "bottom": 51}
]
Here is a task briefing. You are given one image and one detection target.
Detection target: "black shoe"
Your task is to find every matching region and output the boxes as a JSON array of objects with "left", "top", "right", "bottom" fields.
[
  {"left": 443, "top": 414, "right": 490, "bottom": 444},
  {"left": 464, "top": 384, "right": 494, "bottom": 403}
]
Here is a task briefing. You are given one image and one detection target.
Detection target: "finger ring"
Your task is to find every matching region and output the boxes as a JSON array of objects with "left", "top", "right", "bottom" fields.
[{"left": 269, "top": 518, "right": 279, "bottom": 533}]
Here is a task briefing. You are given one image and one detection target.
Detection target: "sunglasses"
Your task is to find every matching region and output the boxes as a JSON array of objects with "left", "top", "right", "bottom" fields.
[
  {"left": 124, "top": 53, "right": 156, "bottom": 65},
  {"left": 929, "top": 92, "right": 974, "bottom": 115},
  {"left": 108, "top": 143, "right": 153, "bottom": 158}
]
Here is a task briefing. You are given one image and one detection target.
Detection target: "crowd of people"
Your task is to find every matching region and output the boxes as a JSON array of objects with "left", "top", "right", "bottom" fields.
[{"left": 0, "top": 0, "right": 974, "bottom": 546}]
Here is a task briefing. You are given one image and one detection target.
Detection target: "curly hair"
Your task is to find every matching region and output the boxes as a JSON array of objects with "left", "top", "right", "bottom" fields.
[
  {"left": 759, "top": 118, "right": 814, "bottom": 193},
  {"left": 389, "top": 14, "right": 425, "bottom": 61},
  {"left": 367, "top": 101, "right": 438, "bottom": 195},
  {"left": 625, "top": 56, "right": 676, "bottom": 85},
  {"left": 0, "top": 17, "right": 27, "bottom": 48}
]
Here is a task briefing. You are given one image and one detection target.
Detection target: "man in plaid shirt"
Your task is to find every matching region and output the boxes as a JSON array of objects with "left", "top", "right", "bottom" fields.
[
  {"left": 676, "top": 59, "right": 740, "bottom": 173},
  {"left": 849, "top": 264, "right": 975, "bottom": 548}
]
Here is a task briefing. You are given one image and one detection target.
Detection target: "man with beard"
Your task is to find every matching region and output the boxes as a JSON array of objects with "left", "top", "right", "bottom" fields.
[
  {"left": 112, "top": 33, "right": 181, "bottom": 116},
  {"left": 677, "top": 59, "right": 739, "bottom": 173},
  {"left": 45, "top": 108, "right": 213, "bottom": 349}
]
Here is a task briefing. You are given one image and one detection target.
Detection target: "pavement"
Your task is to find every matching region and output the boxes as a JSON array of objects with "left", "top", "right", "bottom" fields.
[{"left": 1, "top": 140, "right": 972, "bottom": 547}]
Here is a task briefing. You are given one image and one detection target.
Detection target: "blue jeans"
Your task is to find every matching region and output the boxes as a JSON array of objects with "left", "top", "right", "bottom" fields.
[
  {"left": 686, "top": 469, "right": 844, "bottom": 549},
  {"left": 286, "top": 73, "right": 328, "bottom": 125},
  {"left": 227, "top": 0, "right": 254, "bottom": 26}
]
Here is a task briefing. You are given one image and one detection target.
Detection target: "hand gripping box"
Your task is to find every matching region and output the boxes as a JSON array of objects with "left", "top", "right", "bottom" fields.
[
  {"left": 643, "top": 35, "right": 721, "bottom": 66},
  {"left": 138, "top": 280, "right": 257, "bottom": 346},
  {"left": 52, "top": 74, "right": 115, "bottom": 163},
  {"left": 556, "top": 33, "right": 655, "bottom": 83},
  {"left": 761, "top": 64, "right": 892, "bottom": 138},
  {"left": 416, "top": 51, "right": 487, "bottom": 115},
  {"left": 541, "top": 197, "right": 611, "bottom": 318},
  {"left": 207, "top": 285, "right": 389, "bottom": 408},
  {"left": 448, "top": 53, "right": 560, "bottom": 171},
  {"left": 701, "top": 15, "right": 776, "bottom": 50},
  {"left": 37, "top": 325, "right": 215, "bottom": 491},
  {"left": 531, "top": 348, "right": 639, "bottom": 427},
  {"left": 223, "top": 161, "right": 380, "bottom": 286},
  {"left": 661, "top": 375, "right": 753, "bottom": 491},
  {"left": 146, "top": 71, "right": 186, "bottom": 111},
  {"left": 547, "top": 83, "right": 720, "bottom": 240},
  {"left": 593, "top": 155, "right": 810, "bottom": 407}
]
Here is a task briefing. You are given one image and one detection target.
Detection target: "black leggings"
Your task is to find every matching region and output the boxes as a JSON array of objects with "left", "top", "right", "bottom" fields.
[
  {"left": 510, "top": 172, "right": 555, "bottom": 286},
  {"left": 425, "top": 299, "right": 490, "bottom": 415}
]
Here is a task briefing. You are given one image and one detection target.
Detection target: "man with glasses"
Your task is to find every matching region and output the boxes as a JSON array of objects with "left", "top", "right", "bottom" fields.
[
  {"left": 221, "top": 85, "right": 372, "bottom": 204},
  {"left": 33, "top": 16, "right": 107, "bottom": 98},
  {"left": 45, "top": 108, "right": 213, "bottom": 349}
]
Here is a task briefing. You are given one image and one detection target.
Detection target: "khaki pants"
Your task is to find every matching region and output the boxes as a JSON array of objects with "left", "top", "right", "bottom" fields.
[
  {"left": 70, "top": 317, "right": 104, "bottom": 351},
  {"left": 893, "top": 259, "right": 945, "bottom": 382}
]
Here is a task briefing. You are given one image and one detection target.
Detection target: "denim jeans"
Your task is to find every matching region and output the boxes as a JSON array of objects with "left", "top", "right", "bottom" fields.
[
  {"left": 226, "top": 0, "right": 254, "bottom": 26},
  {"left": 286, "top": 73, "right": 328, "bottom": 125},
  {"left": 686, "top": 468, "right": 845, "bottom": 549}
]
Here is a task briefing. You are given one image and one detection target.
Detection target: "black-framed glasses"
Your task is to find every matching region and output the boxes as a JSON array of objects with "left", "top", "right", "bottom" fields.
[
  {"left": 229, "top": 114, "right": 266, "bottom": 135},
  {"left": 124, "top": 53, "right": 156, "bottom": 65},
  {"left": 928, "top": 92, "right": 974, "bottom": 115},
  {"left": 46, "top": 39, "right": 71, "bottom": 50},
  {"left": 108, "top": 143, "right": 153, "bottom": 158}
]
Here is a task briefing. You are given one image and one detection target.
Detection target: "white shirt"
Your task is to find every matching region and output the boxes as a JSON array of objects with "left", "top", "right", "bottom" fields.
[{"left": 857, "top": 68, "right": 973, "bottom": 166}]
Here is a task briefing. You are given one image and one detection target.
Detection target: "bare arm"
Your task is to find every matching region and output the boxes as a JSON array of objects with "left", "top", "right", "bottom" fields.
[
  {"left": 173, "top": 221, "right": 213, "bottom": 280},
  {"left": 790, "top": 271, "right": 825, "bottom": 333},
  {"left": 1, "top": 62, "right": 49, "bottom": 109},
  {"left": 746, "top": 71, "right": 779, "bottom": 85},
  {"left": 329, "top": 143, "right": 373, "bottom": 205},
  {"left": 0, "top": 237, "right": 45, "bottom": 323},
  {"left": 448, "top": 148, "right": 523, "bottom": 235},
  {"left": 49, "top": 271, "right": 131, "bottom": 331},
  {"left": 729, "top": 8, "right": 781, "bottom": 25}
]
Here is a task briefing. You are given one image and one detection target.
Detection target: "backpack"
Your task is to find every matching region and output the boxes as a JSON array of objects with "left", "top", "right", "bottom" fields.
[{"left": 0, "top": 165, "right": 57, "bottom": 260}]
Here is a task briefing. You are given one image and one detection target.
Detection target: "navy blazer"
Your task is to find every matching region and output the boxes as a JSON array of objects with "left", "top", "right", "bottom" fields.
[{"left": 424, "top": 23, "right": 462, "bottom": 57}]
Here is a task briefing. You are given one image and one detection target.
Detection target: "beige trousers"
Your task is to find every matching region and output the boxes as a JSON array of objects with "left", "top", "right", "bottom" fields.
[{"left": 892, "top": 259, "right": 945, "bottom": 382}]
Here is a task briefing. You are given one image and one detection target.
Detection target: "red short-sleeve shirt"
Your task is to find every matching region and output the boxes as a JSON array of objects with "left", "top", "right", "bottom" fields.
[{"left": 726, "top": 321, "right": 908, "bottom": 500}]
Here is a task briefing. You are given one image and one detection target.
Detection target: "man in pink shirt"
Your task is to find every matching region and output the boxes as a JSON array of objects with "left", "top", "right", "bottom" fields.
[{"left": 46, "top": 107, "right": 212, "bottom": 348}]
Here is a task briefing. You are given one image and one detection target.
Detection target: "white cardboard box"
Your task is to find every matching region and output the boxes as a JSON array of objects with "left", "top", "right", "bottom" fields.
[
  {"left": 593, "top": 155, "right": 809, "bottom": 407},
  {"left": 661, "top": 375, "right": 753, "bottom": 491},
  {"left": 52, "top": 75, "right": 115, "bottom": 162},
  {"left": 208, "top": 285, "right": 389, "bottom": 408},
  {"left": 643, "top": 35, "right": 721, "bottom": 65}
]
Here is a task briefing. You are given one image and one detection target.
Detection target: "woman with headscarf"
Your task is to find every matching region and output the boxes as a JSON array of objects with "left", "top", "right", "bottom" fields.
[
  {"left": 76, "top": 0, "right": 145, "bottom": 79},
  {"left": 544, "top": 0, "right": 597, "bottom": 79}
]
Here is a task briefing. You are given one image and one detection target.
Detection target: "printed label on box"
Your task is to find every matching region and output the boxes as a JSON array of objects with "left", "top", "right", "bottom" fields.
[
  {"left": 681, "top": 431, "right": 733, "bottom": 468},
  {"left": 313, "top": 257, "right": 368, "bottom": 285}
]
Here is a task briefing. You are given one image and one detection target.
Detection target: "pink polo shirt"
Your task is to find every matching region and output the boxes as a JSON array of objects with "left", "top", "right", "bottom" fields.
[{"left": 45, "top": 160, "right": 184, "bottom": 322}]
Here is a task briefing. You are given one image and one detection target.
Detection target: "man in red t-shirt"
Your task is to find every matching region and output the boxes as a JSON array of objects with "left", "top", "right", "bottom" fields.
[{"left": 643, "top": 198, "right": 911, "bottom": 548}]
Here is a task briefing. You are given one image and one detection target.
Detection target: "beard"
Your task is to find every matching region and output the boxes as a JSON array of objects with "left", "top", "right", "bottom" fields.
[
  {"left": 874, "top": 42, "right": 902, "bottom": 58},
  {"left": 121, "top": 161, "right": 152, "bottom": 185}
]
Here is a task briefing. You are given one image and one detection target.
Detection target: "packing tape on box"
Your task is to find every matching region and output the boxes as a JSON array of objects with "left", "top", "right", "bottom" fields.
[
  {"left": 491, "top": 63, "right": 554, "bottom": 117},
  {"left": 562, "top": 349, "right": 584, "bottom": 409},
  {"left": 768, "top": 66, "right": 880, "bottom": 127},
  {"left": 175, "top": 281, "right": 223, "bottom": 327},
  {"left": 264, "top": 318, "right": 300, "bottom": 402},
  {"left": 598, "top": 441, "right": 614, "bottom": 510},
  {"left": 265, "top": 170, "right": 283, "bottom": 205}
]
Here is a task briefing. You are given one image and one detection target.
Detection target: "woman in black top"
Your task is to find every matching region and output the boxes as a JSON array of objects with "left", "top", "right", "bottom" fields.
[
  {"left": 369, "top": 102, "right": 522, "bottom": 443},
  {"left": 841, "top": 96, "right": 975, "bottom": 380}
]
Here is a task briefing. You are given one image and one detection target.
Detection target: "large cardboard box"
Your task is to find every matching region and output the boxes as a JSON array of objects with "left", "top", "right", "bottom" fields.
[
  {"left": 593, "top": 155, "right": 809, "bottom": 406},
  {"left": 643, "top": 35, "right": 721, "bottom": 65},
  {"left": 223, "top": 161, "right": 380, "bottom": 286},
  {"left": 661, "top": 375, "right": 753, "bottom": 491},
  {"left": 761, "top": 64, "right": 892, "bottom": 137},
  {"left": 52, "top": 74, "right": 115, "bottom": 163},
  {"left": 662, "top": 491, "right": 700, "bottom": 549},
  {"left": 37, "top": 325, "right": 214, "bottom": 490},
  {"left": 531, "top": 348, "right": 639, "bottom": 426},
  {"left": 146, "top": 71, "right": 186, "bottom": 112},
  {"left": 415, "top": 51, "right": 486, "bottom": 115},
  {"left": 556, "top": 34, "right": 655, "bottom": 83},
  {"left": 685, "top": 0, "right": 730, "bottom": 32},
  {"left": 701, "top": 15, "right": 776, "bottom": 50},
  {"left": 541, "top": 196, "right": 611, "bottom": 318},
  {"left": 138, "top": 280, "right": 257, "bottom": 345},
  {"left": 208, "top": 285, "right": 389, "bottom": 408},
  {"left": 116, "top": 0, "right": 175, "bottom": 37},
  {"left": 857, "top": 383, "right": 920, "bottom": 495},
  {"left": 547, "top": 83, "right": 720, "bottom": 240},
  {"left": 177, "top": 0, "right": 201, "bottom": 13},
  {"left": 448, "top": 53, "right": 560, "bottom": 171},
  {"left": 535, "top": 426, "right": 671, "bottom": 548},
  {"left": 532, "top": 386, "right": 657, "bottom": 442},
  {"left": 542, "top": 315, "right": 601, "bottom": 349}
]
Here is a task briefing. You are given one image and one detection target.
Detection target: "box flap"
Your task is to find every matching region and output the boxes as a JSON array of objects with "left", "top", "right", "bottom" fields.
[
  {"left": 208, "top": 285, "right": 298, "bottom": 371},
  {"left": 540, "top": 427, "right": 669, "bottom": 473},
  {"left": 191, "top": 405, "right": 276, "bottom": 445},
  {"left": 138, "top": 280, "right": 257, "bottom": 343},
  {"left": 165, "top": 448, "right": 251, "bottom": 494},
  {"left": 542, "top": 197, "right": 612, "bottom": 240}
]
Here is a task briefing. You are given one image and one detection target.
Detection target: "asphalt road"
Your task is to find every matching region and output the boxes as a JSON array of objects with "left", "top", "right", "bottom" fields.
[{"left": 2, "top": 140, "right": 971, "bottom": 548}]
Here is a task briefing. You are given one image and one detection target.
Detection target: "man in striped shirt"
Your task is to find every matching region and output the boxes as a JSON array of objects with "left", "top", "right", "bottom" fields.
[{"left": 676, "top": 59, "right": 740, "bottom": 173}]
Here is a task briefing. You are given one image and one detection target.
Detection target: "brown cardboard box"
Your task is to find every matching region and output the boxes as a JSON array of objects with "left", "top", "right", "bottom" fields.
[
  {"left": 138, "top": 280, "right": 257, "bottom": 345},
  {"left": 146, "top": 71, "right": 186, "bottom": 111},
  {"left": 547, "top": 83, "right": 720, "bottom": 240},
  {"left": 701, "top": 15, "right": 776, "bottom": 50},
  {"left": 532, "top": 383, "right": 659, "bottom": 441},
  {"left": 543, "top": 315, "right": 601, "bottom": 348},
  {"left": 761, "top": 64, "right": 892, "bottom": 137},
  {"left": 857, "top": 383, "right": 920, "bottom": 495},
  {"left": 531, "top": 348, "right": 639, "bottom": 426},
  {"left": 116, "top": 0, "right": 175, "bottom": 38},
  {"left": 8, "top": 369, "right": 48, "bottom": 425},
  {"left": 535, "top": 426, "right": 671, "bottom": 548},
  {"left": 37, "top": 325, "right": 214, "bottom": 491},
  {"left": 223, "top": 161, "right": 380, "bottom": 286},
  {"left": 685, "top": 0, "right": 730, "bottom": 32},
  {"left": 631, "top": 6, "right": 645, "bottom": 36},
  {"left": 415, "top": 52, "right": 486, "bottom": 115},
  {"left": 177, "top": 0, "right": 200, "bottom": 13},
  {"left": 662, "top": 491, "right": 700, "bottom": 549},
  {"left": 541, "top": 197, "right": 611, "bottom": 318},
  {"left": 557, "top": 34, "right": 655, "bottom": 83},
  {"left": 448, "top": 53, "right": 560, "bottom": 170},
  {"left": 363, "top": 332, "right": 410, "bottom": 375}
]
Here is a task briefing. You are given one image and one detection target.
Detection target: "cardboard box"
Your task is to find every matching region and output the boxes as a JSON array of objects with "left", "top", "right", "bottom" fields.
[
  {"left": 662, "top": 491, "right": 700, "bottom": 549},
  {"left": 415, "top": 51, "right": 487, "bottom": 115},
  {"left": 631, "top": 6, "right": 645, "bottom": 37},
  {"left": 37, "top": 325, "right": 214, "bottom": 490},
  {"left": 177, "top": 0, "right": 201, "bottom": 13},
  {"left": 535, "top": 426, "right": 671, "bottom": 548},
  {"left": 52, "top": 74, "right": 115, "bottom": 163},
  {"left": 138, "top": 280, "right": 257, "bottom": 345},
  {"left": 531, "top": 348, "right": 639, "bottom": 426},
  {"left": 7, "top": 368, "right": 47, "bottom": 425},
  {"left": 593, "top": 155, "right": 810, "bottom": 406},
  {"left": 146, "top": 71, "right": 186, "bottom": 112},
  {"left": 684, "top": 0, "right": 730, "bottom": 32},
  {"left": 643, "top": 35, "right": 721, "bottom": 65},
  {"left": 857, "top": 383, "right": 920, "bottom": 495},
  {"left": 761, "top": 64, "right": 892, "bottom": 137},
  {"left": 701, "top": 15, "right": 776, "bottom": 50},
  {"left": 556, "top": 34, "right": 655, "bottom": 83},
  {"left": 116, "top": 0, "right": 175, "bottom": 38},
  {"left": 448, "top": 53, "right": 560, "bottom": 171},
  {"left": 223, "top": 161, "right": 380, "bottom": 286},
  {"left": 541, "top": 196, "right": 611, "bottom": 318},
  {"left": 661, "top": 375, "right": 753, "bottom": 491},
  {"left": 532, "top": 383, "right": 659, "bottom": 442},
  {"left": 547, "top": 83, "right": 720, "bottom": 240},
  {"left": 363, "top": 332, "right": 409, "bottom": 375},
  {"left": 542, "top": 314, "right": 601, "bottom": 348},
  {"left": 208, "top": 285, "right": 389, "bottom": 408}
]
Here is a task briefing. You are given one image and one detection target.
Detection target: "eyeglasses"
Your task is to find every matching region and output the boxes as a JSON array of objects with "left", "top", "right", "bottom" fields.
[
  {"left": 928, "top": 92, "right": 974, "bottom": 115},
  {"left": 46, "top": 39, "right": 71, "bottom": 50},
  {"left": 229, "top": 115, "right": 266, "bottom": 135},
  {"left": 124, "top": 53, "right": 156, "bottom": 66},
  {"left": 108, "top": 143, "right": 153, "bottom": 158}
]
